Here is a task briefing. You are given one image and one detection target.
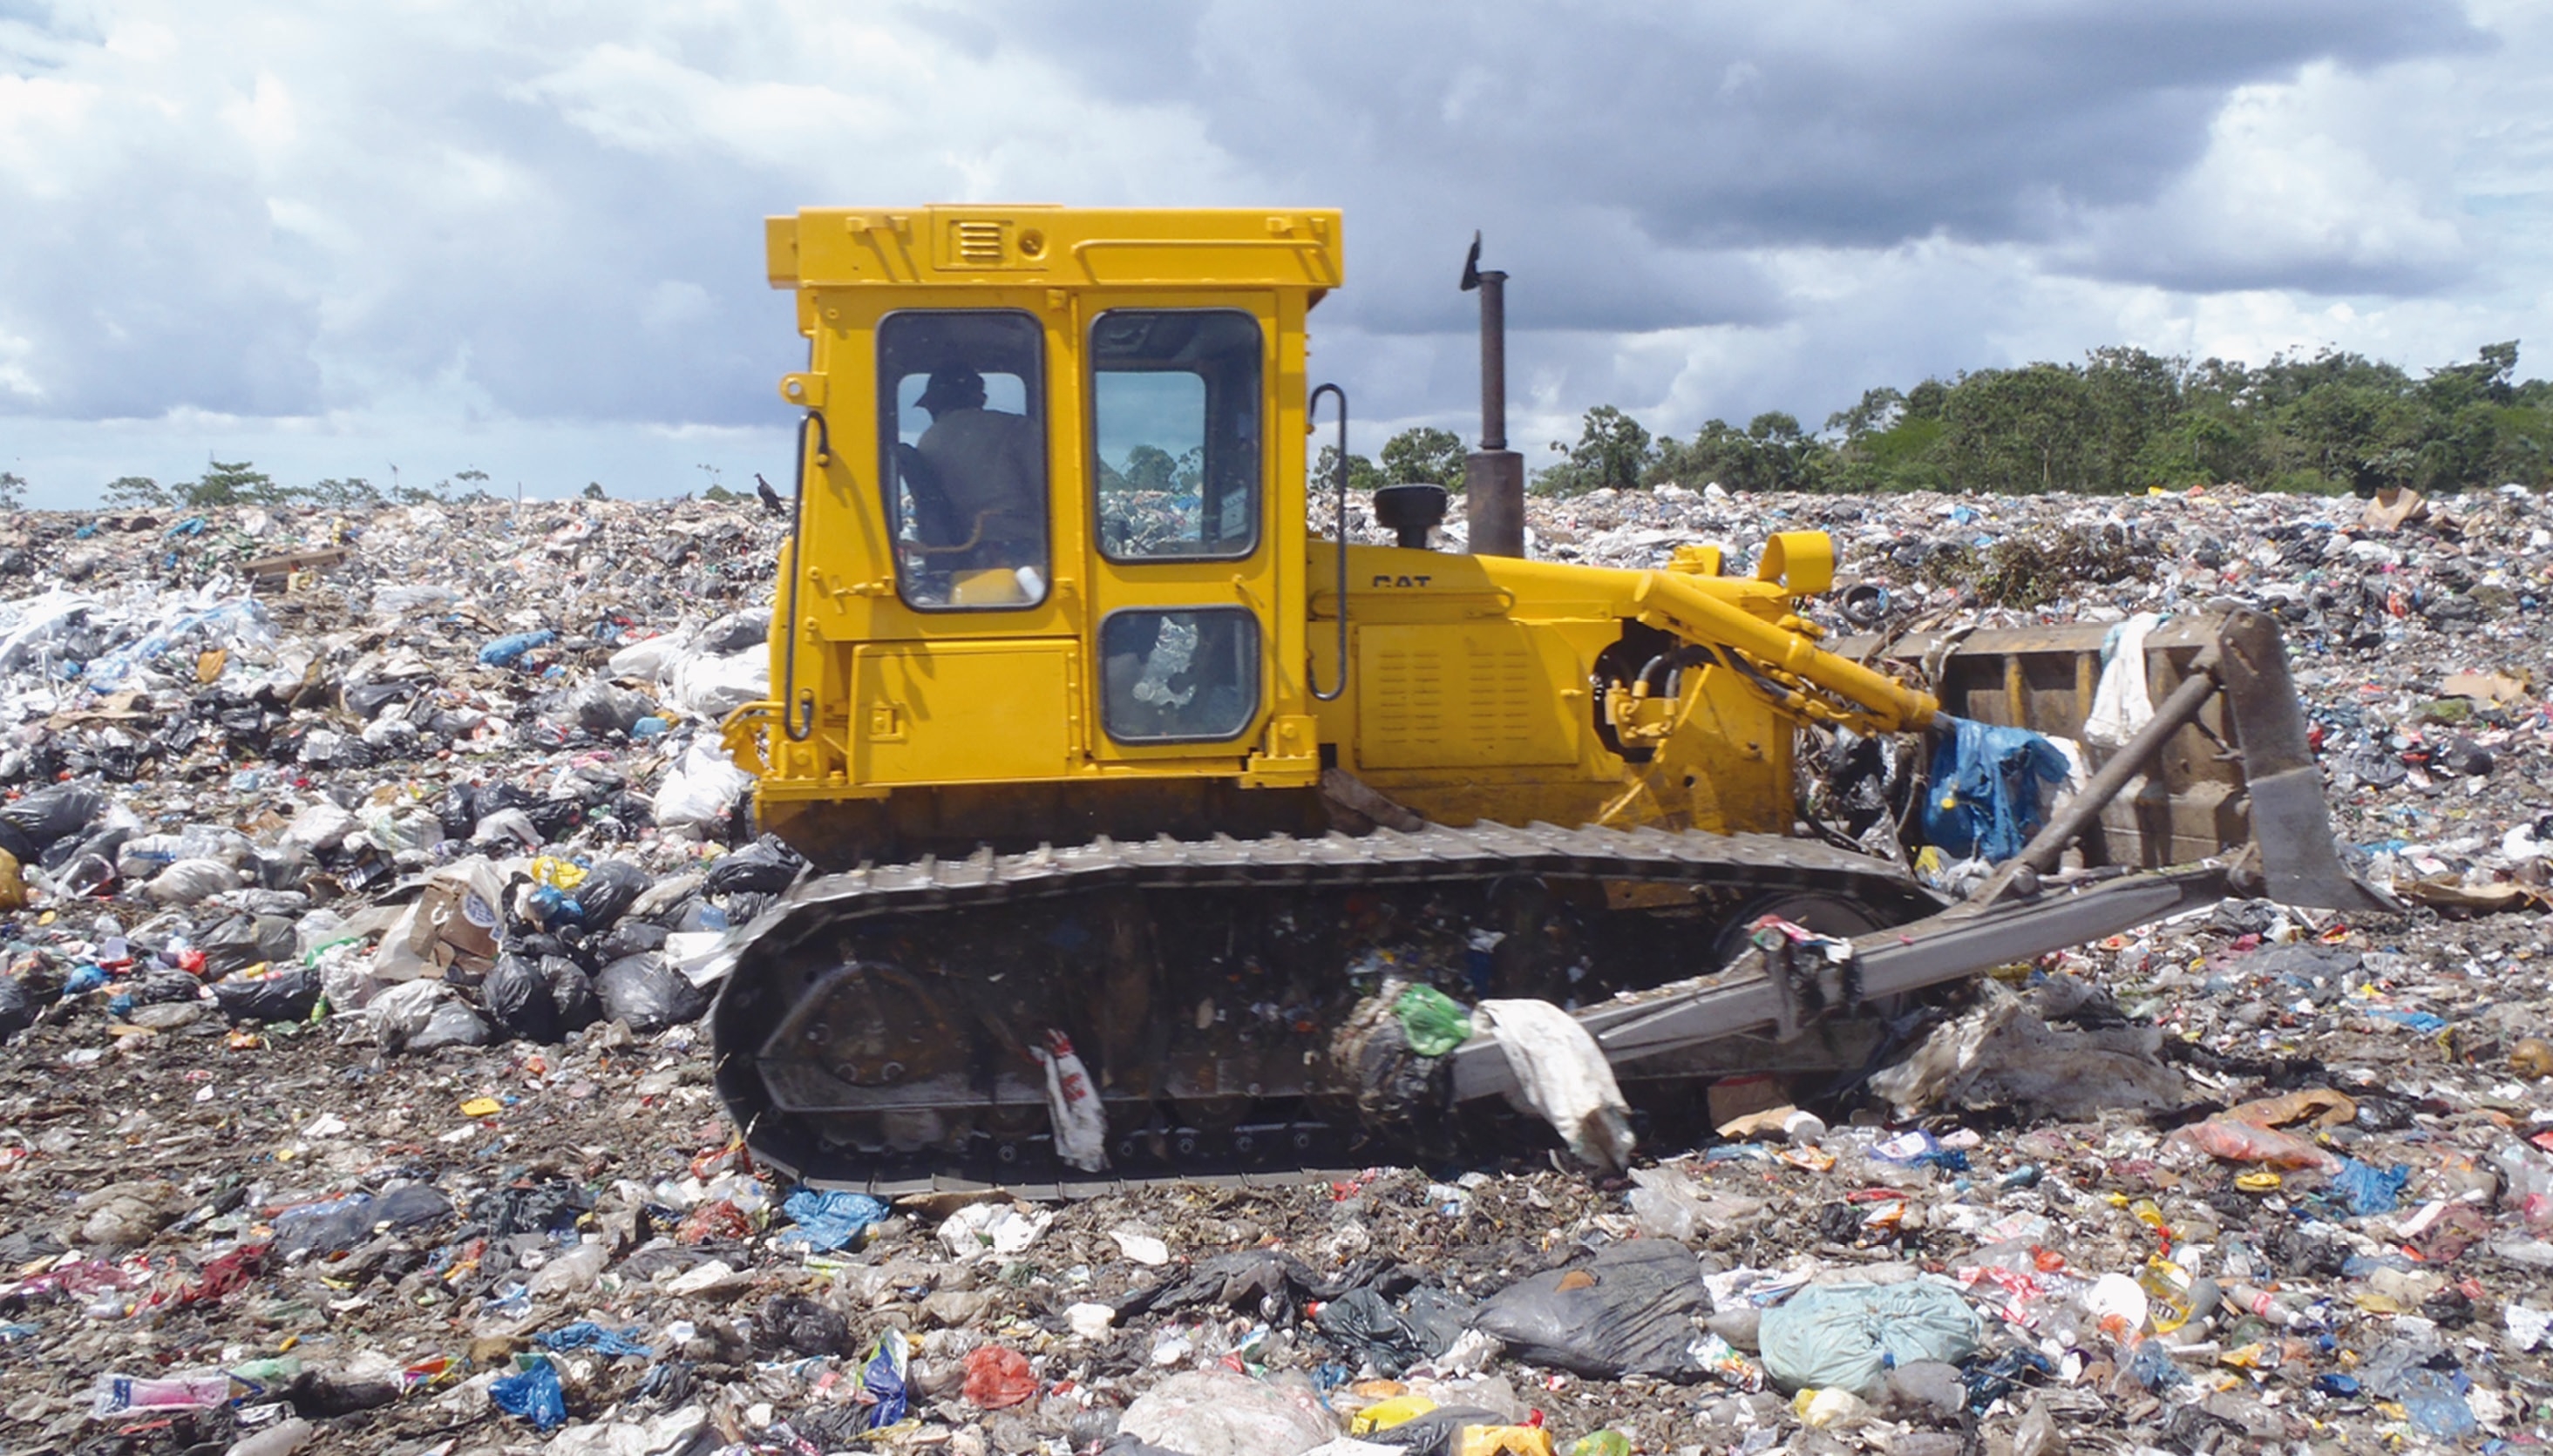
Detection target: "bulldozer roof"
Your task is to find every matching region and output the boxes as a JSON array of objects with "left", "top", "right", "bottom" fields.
[{"left": 765, "top": 205, "right": 1344, "bottom": 293}]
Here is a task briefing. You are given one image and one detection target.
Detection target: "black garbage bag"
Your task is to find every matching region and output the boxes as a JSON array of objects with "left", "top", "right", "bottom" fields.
[
  {"left": 699, "top": 612, "right": 768, "bottom": 655},
  {"left": 201, "top": 914, "right": 296, "bottom": 978},
  {"left": 594, "top": 918, "right": 669, "bottom": 960},
  {"left": 213, "top": 965, "right": 323, "bottom": 1024},
  {"left": 0, "top": 782, "right": 105, "bottom": 860},
  {"left": 757, "top": 1294, "right": 851, "bottom": 1356},
  {"left": 485, "top": 953, "right": 560, "bottom": 1043},
  {"left": 525, "top": 796, "right": 584, "bottom": 839},
  {"left": 467, "top": 1178, "right": 592, "bottom": 1239},
  {"left": 594, "top": 953, "right": 708, "bottom": 1032},
  {"left": 723, "top": 891, "right": 775, "bottom": 925},
  {"left": 1115, "top": 1249, "right": 1379, "bottom": 1325},
  {"left": 436, "top": 782, "right": 479, "bottom": 842},
  {"left": 1357, "top": 1408, "right": 1513, "bottom": 1456},
  {"left": 128, "top": 969, "right": 201, "bottom": 1006},
  {"left": 574, "top": 860, "right": 648, "bottom": 931},
  {"left": 1314, "top": 1283, "right": 1477, "bottom": 1375},
  {"left": 343, "top": 681, "right": 414, "bottom": 721},
  {"left": 543, "top": 957, "right": 601, "bottom": 1034},
  {"left": 1470, "top": 1239, "right": 1716, "bottom": 1379},
  {"left": 275, "top": 1182, "right": 453, "bottom": 1257},
  {"left": 0, "top": 976, "right": 32, "bottom": 1040},
  {"left": 703, "top": 835, "right": 806, "bottom": 897},
  {"left": 407, "top": 998, "right": 495, "bottom": 1050}
]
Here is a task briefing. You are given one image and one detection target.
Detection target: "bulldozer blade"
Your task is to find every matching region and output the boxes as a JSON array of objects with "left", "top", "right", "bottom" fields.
[{"left": 1841, "top": 606, "right": 2386, "bottom": 911}]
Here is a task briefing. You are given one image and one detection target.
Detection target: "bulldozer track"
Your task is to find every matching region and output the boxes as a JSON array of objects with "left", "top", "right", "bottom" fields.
[{"left": 714, "top": 820, "right": 1941, "bottom": 1198}]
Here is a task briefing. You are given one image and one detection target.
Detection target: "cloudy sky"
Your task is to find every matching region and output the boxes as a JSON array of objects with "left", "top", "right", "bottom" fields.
[{"left": 2, "top": 0, "right": 2545, "bottom": 506}]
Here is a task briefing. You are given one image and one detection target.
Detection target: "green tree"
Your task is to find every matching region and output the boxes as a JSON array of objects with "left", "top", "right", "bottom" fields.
[
  {"left": 182, "top": 459, "right": 276, "bottom": 507},
  {"left": 105, "top": 476, "right": 168, "bottom": 507},
  {"left": 309, "top": 477, "right": 383, "bottom": 509},
  {"left": 1313, "top": 444, "right": 1382, "bottom": 495},
  {"left": 0, "top": 472, "right": 21, "bottom": 510},
  {"left": 581, "top": 482, "right": 608, "bottom": 501},
  {"left": 1535, "top": 405, "right": 1653, "bottom": 494},
  {"left": 1379, "top": 427, "right": 1466, "bottom": 490}
]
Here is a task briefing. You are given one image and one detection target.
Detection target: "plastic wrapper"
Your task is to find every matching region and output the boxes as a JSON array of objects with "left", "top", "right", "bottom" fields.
[
  {"left": 2169, "top": 1115, "right": 2343, "bottom": 1172},
  {"left": 962, "top": 1344, "right": 1035, "bottom": 1409},
  {"left": 1395, "top": 985, "right": 1471, "bottom": 1057}
]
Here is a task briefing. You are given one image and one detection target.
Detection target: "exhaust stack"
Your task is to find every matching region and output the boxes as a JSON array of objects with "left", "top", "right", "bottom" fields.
[{"left": 1460, "top": 234, "right": 1526, "bottom": 557}]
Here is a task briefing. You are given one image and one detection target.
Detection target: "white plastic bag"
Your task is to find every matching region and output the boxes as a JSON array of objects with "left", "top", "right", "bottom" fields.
[
  {"left": 1117, "top": 1369, "right": 1338, "bottom": 1456},
  {"left": 1034, "top": 1030, "right": 1108, "bottom": 1172},
  {"left": 2082, "top": 612, "right": 2163, "bottom": 748},
  {"left": 606, "top": 634, "right": 686, "bottom": 684},
  {"left": 146, "top": 857, "right": 239, "bottom": 906},
  {"left": 1473, "top": 999, "right": 1635, "bottom": 1171},
  {"left": 666, "top": 647, "right": 768, "bottom": 720},
  {"left": 651, "top": 740, "right": 754, "bottom": 829}
]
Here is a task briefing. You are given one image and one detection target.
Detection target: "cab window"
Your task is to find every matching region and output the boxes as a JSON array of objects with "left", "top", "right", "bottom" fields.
[
  {"left": 1100, "top": 608, "right": 1260, "bottom": 742},
  {"left": 1090, "top": 309, "right": 1261, "bottom": 561},
  {"left": 877, "top": 309, "right": 1049, "bottom": 610}
]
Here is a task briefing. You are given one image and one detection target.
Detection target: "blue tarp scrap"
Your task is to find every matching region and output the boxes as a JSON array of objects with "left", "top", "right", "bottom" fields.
[
  {"left": 535, "top": 1321, "right": 655, "bottom": 1358},
  {"left": 2331, "top": 1160, "right": 2413, "bottom": 1217},
  {"left": 490, "top": 1359, "right": 567, "bottom": 1429},
  {"left": 1923, "top": 715, "right": 2073, "bottom": 863},
  {"left": 777, "top": 1187, "right": 891, "bottom": 1252},
  {"left": 479, "top": 630, "right": 557, "bottom": 667}
]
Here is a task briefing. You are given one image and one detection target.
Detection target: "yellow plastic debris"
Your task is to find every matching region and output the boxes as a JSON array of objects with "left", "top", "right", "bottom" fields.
[
  {"left": 459, "top": 1097, "right": 503, "bottom": 1118},
  {"left": 1349, "top": 1394, "right": 1437, "bottom": 1434}
]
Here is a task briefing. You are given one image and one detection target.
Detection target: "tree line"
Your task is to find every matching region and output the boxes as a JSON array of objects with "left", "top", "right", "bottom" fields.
[{"left": 1330, "top": 341, "right": 2553, "bottom": 498}]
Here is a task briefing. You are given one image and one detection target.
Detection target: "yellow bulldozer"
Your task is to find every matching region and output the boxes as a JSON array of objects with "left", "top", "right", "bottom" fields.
[{"left": 710, "top": 206, "right": 2380, "bottom": 1193}]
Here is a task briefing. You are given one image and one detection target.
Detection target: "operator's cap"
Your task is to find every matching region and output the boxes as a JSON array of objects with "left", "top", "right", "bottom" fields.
[{"left": 915, "top": 365, "right": 984, "bottom": 413}]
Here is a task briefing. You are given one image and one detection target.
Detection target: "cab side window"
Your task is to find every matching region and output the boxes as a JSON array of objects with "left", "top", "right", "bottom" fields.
[
  {"left": 1090, "top": 310, "right": 1261, "bottom": 560},
  {"left": 877, "top": 310, "right": 1049, "bottom": 610}
]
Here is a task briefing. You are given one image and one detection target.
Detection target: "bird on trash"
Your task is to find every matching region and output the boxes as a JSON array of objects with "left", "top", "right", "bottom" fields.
[{"left": 755, "top": 474, "right": 785, "bottom": 516}]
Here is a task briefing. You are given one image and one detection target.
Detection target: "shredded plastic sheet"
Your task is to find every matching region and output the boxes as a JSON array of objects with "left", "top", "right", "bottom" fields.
[
  {"left": 1922, "top": 715, "right": 2072, "bottom": 862},
  {"left": 1756, "top": 1278, "right": 1983, "bottom": 1401},
  {"left": 1474, "top": 999, "right": 1635, "bottom": 1171}
]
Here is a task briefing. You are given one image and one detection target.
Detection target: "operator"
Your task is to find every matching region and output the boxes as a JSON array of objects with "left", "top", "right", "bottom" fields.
[{"left": 913, "top": 364, "right": 1044, "bottom": 565}]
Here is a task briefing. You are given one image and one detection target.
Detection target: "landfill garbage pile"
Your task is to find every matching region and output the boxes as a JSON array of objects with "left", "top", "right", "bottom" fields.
[{"left": 5, "top": 485, "right": 2553, "bottom": 1453}]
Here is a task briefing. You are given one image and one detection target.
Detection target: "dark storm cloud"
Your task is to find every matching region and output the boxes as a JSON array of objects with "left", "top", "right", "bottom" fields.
[{"left": 986, "top": 0, "right": 2487, "bottom": 328}]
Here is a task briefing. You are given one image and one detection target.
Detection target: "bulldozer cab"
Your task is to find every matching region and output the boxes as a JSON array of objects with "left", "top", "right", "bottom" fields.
[{"left": 741, "top": 207, "right": 1338, "bottom": 843}]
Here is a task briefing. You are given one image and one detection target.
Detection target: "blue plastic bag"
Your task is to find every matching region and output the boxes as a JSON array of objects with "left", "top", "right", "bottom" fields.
[
  {"left": 1923, "top": 716, "right": 2072, "bottom": 862},
  {"left": 860, "top": 1330, "right": 910, "bottom": 1428},
  {"left": 490, "top": 1359, "right": 567, "bottom": 1429},
  {"left": 777, "top": 1188, "right": 890, "bottom": 1252},
  {"left": 479, "top": 630, "right": 557, "bottom": 667}
]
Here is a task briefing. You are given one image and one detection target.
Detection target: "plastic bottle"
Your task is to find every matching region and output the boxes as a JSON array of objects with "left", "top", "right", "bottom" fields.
[
  {"left": 2135, "top": 1257, "right": 2194, "bottom": 1333},
  {"left": 90, "top": 1372, "right": 232, "bottom": 1417},
  {"left": 2220, "top": 1283, "right": 2311, "bottom": 1327},
  {"left": 226, "top": 1419, "right": 314, "bottom": 1456}
]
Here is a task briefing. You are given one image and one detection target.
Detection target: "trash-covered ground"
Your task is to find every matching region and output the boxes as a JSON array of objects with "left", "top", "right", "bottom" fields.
[{"left": 6, "top": 484, "right": 2553, "bottom": 1453}]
